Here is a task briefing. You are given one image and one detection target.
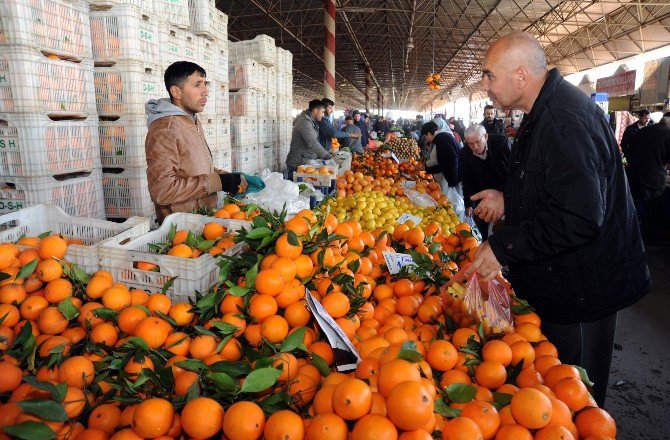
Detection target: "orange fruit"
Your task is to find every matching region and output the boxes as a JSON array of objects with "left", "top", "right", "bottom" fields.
[
  {"left": 145, "top": 293, "right": 172, "bottom": 315},
  {"left": 101, "top": 286, "right": 132, "bottom": 311},
  {"left": 332, "top": 378, "right": 372, "bottom": 420},
  {"left": 87, "top": 404, "right": 121, "bottom": 434},
  {"left": 285, "top": 216, "right": 310, "bottom": 236},
  {"left": 284, "top": 301, "right": 311, "bottom": 328},
  {"left": 543, "top": 364, "right": 580, "bottom": 389},
  {"left": 574, "top": 407, "right": 616, "bottom": 438},
  {"left": 261, "top": 314, "right": 289, "bottom": 343},
  {"left": 37, "top": 235, "right": 67, "bottom": 260},
  {"left": 180, "top": 397, "right": 223, "bottom": 439},
  {"left": 37, "top": 306, "right": 68, "bottom": 335},
  {"left": 36, "top": 259, "right": 63, "bottom": 282},
  {"left": 426, "top": 339, "right": 458, "bottom": 371},
  {"left": 43, "top": 278, "right": 73, "bottom": 304},
  {"left": 167, "top": 302, "right": 194, "bottom": 326},
  {"left": 222, "top": 401, "right": 265, "bottom": 440},
  {"left": 58, "top": 356, "right": 94, "bottom": 388},
  {"left": 510, "top": 387, "right": 553, "bottom": 429},
  {"left": 171, "top": 230, "right": 189, "bottom": 245},
  {"left": 203, "top": 222, "right": 226, "bottom": 240},
  {"left": 386, "top": 380, "right": 433, "bottom": 431},
  {"left": 275, "top": 233, "right": 302, "bottom": 259},
  {"left": 249, "top": 294, "right": 279, "bottom": 322},
  {"left": 441, "top": 417, "right": 484, "bottom": 440},
  {"left": 287, "top": 373, "right": 318, "bottom": 406},
  {"left": 321, "top": 292, "right": 350, "bottom": 319},
  {"left": 0, "top": 284, "right": 26, "bottom": 305},
  {"left": 515, "top": 322, "right": 543, "bottom": 343},
  {"left": 271, "top": 257, "right": 297, "bottom": 281},
  {"left": 89, "top": 322, "right": 118, "bottom": 347},
  {"left": 306, "top": 413, "right": 347, "bottom": 440},
  {"left": 552, "top": 377, "right": 589, "bottom": 411},
  {"left": 255, "top": 268, "right": 285, "bottom": 297},
  {"left": 133, "top": 317, "right": 170, "bottom": 349},
  {"left": 534, "top": 424, "right": 576, "bottom": 440},
  {"left": 377, "top": 359, "right": 421, "bottom": 397},
  {"left": 509, "top": 340, "right": 535, "bottom": 369},
  {"left": 452, "top": 327, "right": 480, "bottom": 348},
  {"left": 350, "top": 414, "right": 397, "bottom": 440},
  {"left": 475, "top": 361, "right": 507, "bottom": 390},
  {"left": 118, "top": 307, "right": 149, "bottom": 334},
  {"left": 168, "top": 243, "right": 193, "bottom": 258},
  {"left": 132, "top": 398, "right": 175, "bottom": 438},
  {"left": 0, "top": 361, "right": 22, "bottom": 393},
  {"left": 189, "top": 335, "right": 218, "bottom": 360},
  {"left": 263, "top": 410, "right": 305, "bottom": 440},
  {"left": 494, "top": 424, "right": 533, "bottom": 440},
  {"left": 405, "top": 228, "right": 425, "bottom": 246},
  {"left": 460, "top": 401, "right": 500, "bottom": 440},
  {"left": 86, "top": 275, "right": 113, "bottom": 300},
  {"left": 482, "top": 340, "right": 513, "bottom": 366}
]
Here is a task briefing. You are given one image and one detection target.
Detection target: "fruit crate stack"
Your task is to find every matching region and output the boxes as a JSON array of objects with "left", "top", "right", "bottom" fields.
[
  {"left": 0, "top": 0, "right": 105, "bottom": 219},
  {"left": 275, "top": 47, "right": 294, "bottom": 172},
  {"left": 89, "top": 1, "right": 161, "bottom": 220}
]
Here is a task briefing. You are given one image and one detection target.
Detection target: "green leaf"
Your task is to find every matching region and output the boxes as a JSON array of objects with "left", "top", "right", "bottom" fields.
[
  {"left": 161, "top": 276, "right": 177, "bottom": 294},
  {"left": 38, "top": 231, "right": 53, "bottom": 239},
  {"left": 186, "top": 378, "right": 201, "bottom": 400},
  {"left": 167, "top": 223, "right": 177, "bottom": 242},
  {"left": 17, "top": 400, "right": 66, "bottom": 422},
  {"left": 245, "top": 263, "right": 259, "bottom": 290},
  {"left": 574, "top": 365, "right": 595, "bottom": 388},
  {"left": 206, "top": 372, "right": 237, "bottom": 392},
  {"left": 310, "top": 353, "right": 330, "bottom": 376},
  {"left": 245, "top": 227, "right": 273, "bottom": 240},
  {"left": 239, "top": 367, "right": 282, "bottom": 393},
  {"left": 197, "top": 240, "right": 217, "bottom": 251},
  {"left": 22, "top": 377, "right": 66, "bottom": 402},
  {"left": 492, "top": 392, "right": 513, "bottom": 406},
  {"left": 92, "top": 307, "right": 118, "bottom": 321},
  {"left": 16, "top": 259, "right": 38, "bottom": 280},
  {"left": 69, "top": 264, "right": 91, "bottom": 285},
  {"left": 57, "top": 298, "right": 79, "bottom": 320},
  {"left": 209, "top": 321, "right": 239, "bottom": 336},
  {"left": 209, "top": 360, "right": 252, "bottom": 377},
  {"left": 125, "top": 337, "right": 149, "bottom": 351},
  {"left": 286, "top": 230, "right": 299, "bottom": 246},
  {"left": 396, "top": 340, "right": 423, "bottom": 363},
  {"left": 445, "top": 383, "right": 477, "bottom": 403},
  {"left": 184, "top": 232, "right": 199, "bottom": 248},
  {"left": 2, "top": 421, "right": 56, "bottom": 440},
  {"left": 228, "top": 285, "right": 249, "bottom": 297},
  {"left": 154, "top": 311, "right": 178, "bottom": 327},
  {"left": 175, "top": 359, "right": 209, "bottom": 372},
  {"left": 280, "top": 327, "right": 306, "bottom": 353},
  {"left": 194, "top": 290, "right": 223, "bottom": 310},
  {"left": 506, "top": 359, "right": 524, "bottom": 383},
  {"left": 434, "top": 399, "right": 461, "bottom": 419}
]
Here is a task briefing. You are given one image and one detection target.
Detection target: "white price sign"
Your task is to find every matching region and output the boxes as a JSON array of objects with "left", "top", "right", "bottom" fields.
[
  {"left": 381, "top": 151, "right": 400, "bottom": 163},
  {"left": 396, "top": 213, "right": 422, "bottom": 225},
  {"left": 401, "top": 180, "right": 416, "bottom": 189},
  {"left": 382, "top": 251, "right": 416, "bottom": 275}
]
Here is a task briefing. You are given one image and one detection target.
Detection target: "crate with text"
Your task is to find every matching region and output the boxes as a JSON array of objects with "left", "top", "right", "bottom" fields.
[
  {"left": 231, "top": 144, "right": 259, "bottom": 174},
  {"left": 229, "top": 88, "right": 258, "bottom": 116},
  {"left": 159, "top": 23, "right": 197, "bottom": 70},
  {"left": 153, "top": 0, "right": 189, "bottom": 29},
  {"left": 102, "top": 166, "right": 154, "bottom": 219},
  {"left": 0, "top": 0, "right": 92, "bottom": 60},
  {"left": 89, "top": 3, "right": 161, "bottom": 66},
  {"left": 0, "top": 169, "right": 105, "bottom": 218},
  {"left": 0, "top": 46, "right": 95, "bottom": 117},
  {"left": 228, "top": 34, "right": 276, "bottom": 67},
  {"left": 93, "top": 60, "right": 161, "bottom": 117},
  {"left": 188, "top": 0, "right": 227, "bottom": 41},
  {"left": 228, "top": 58, "right": 262, "bottom": 91},
  {"left": 211, "top": 43, "right": 228, "bottom": 83},
  {"left": 212, "top": 148, "right": 231, "bottom": 172},
  {"left": 230, "top": 116, "right": 258, "bottom": 147}
]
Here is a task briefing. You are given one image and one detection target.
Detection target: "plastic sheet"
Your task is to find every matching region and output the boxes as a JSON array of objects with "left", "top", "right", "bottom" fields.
[
  {"left": 241, "top": 168, "right": 315, "bottom": 217},
  {"left": 445, "top": 186, "right": 465, "bottom": 220},
  {"left": 404, "top": 189, "right": 438, "bottom": 208}
]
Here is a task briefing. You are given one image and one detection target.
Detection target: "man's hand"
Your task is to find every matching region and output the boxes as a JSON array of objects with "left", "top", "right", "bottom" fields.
[
  {"left": 471, "top": 189, "right": 504, "bottom": 222},
  {"left": 238, "top": 175, "right": 248, "bottom": 194},
  {"left": 465, "top": 241, "right": 502, "bottom": 282},
  {"left": 465, "top": 207, "right": 473, "bottom": 217}
]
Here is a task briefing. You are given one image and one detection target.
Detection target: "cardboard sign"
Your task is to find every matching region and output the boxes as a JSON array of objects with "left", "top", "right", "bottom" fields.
[
  {"left": 382, "top": 251, "right": 416, "bottom": 275},
  {"left": 305, "top": 290, "right": 360, "bottom": 372},
  {"left": 396, "top": 213, "right": 422, "bottom": 225}
]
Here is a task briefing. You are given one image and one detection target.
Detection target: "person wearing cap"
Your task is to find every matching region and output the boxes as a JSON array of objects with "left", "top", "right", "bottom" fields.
[
  {"left": 286, "top": 99, "right": 332, "bottom": 180},
  {"left": 318, "top": 98, "right": 360, "bottom": 152},
  {"left": 352, "top": 110, "right": 369, "bottom": 148},
  {"left": 341, "top": 115, "right": 363, "bottom": 154}
]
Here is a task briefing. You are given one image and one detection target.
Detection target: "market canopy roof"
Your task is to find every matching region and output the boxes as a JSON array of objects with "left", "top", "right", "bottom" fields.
[{"left": 217, "top": 0, "right": 670, "bottom": 111}]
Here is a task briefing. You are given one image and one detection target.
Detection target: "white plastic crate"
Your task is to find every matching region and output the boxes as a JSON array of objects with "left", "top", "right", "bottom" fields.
[
  {"left": 153, "top": 0, "right": 190, "bottom": 29},
  {"left": 258, "top": 144, "right": 274, "bottom": 171},
  {"left": 277, "top": 73, "right": 288, "bottom": 97},
  {"left": 229, "top": 89, "right": 257, "bottom": 116},
  {"left": 0, "top": 113, "right": 100, "bottom": 178},
  {"left": 267, "top": 93, "right": 277, "bottom": 117},
  {"left": 213, "top": 148, "right": 231, "bottom": 172},
  {"left": 159, "top": 23, "right": 198, "bottom": 70},
  {"left": 198, "top": 78, "right": 219, "bottom": 120},
  {"left": 230, "top": 116, "right": 257, "bottom": 147},
  {"left": 89, "top": 3, "right": 161, "bottom": 66},
  {"left": 0, "top": 204, "right": 149, "bottom": 274},
  {"left": 0, "top": 46, "right": 95, "bottom": 117},
  {"left": 214, "top": 82, "right": 229, "bottom": 115},
  {"left": 274, "top": 49, "right": 286, "bottom": 72},
  {"left": 267, "top": 67, "right": 277, "bottom": 91},
  {"left": 283, "top": 50, "right": 293, "bottom": 73},
  {"left": 0, "top": 169, "right": 105, "bottom": 218},
  {"left": 102, "top": 167, "right": 154, "bottom": 218},
  {"left": 229, "top": 59, "right": 261, "bottom": 91},
  {"left": 269, "top": 117, "right": 277, "bottom": 141},
  {"left": 99, "top": 212, "right": 250, "bottom": 301},
  {"left": 229, "top": 35, "right": 276, "bottom": 67},
  {"left": 94, "top": 60, "right": 162, "bottom": 117},
  {"left": 257, "top": 117, "right": 270, "bottom": 144},
  {"left": 199, "top": 116, "right": 219, "bottom": 151},
  {"left": 256, "top": 91, "right": 268, "bottom": 116},
  {"left": 98, "top": 115, "right": 148, "bottom": 168},
  {"left": 231, "top": 145, "right": 259, "bottom": 174},
  {"left": 218, "top": 116, "right": 231, "bottom": 150},
  {"left": 198, "top": 36, "right": 216, "bottom": 74},
  {"left": 188, "top": 0, "right": 227, "bottom": 41},
  {"left": 257, "top": 64, "right": 268, "bottom": 92},
  {"left": 0, "top": 0, "right": 92, "bottom": 60},
  {"left": 276, "top": 97, "right": 292, "bottom": 117}
]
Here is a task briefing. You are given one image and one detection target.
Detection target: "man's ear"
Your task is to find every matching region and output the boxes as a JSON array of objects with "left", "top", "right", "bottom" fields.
[{"left": 170, "top": 84, "right": 182, "bottom": 100}]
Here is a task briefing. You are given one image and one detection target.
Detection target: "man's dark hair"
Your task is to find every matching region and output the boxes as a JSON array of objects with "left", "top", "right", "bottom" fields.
[
  {"left": 164, "top": 61, "right": 206, "bottom": 98},
  {"left": 484, "top": 104, "right": 495, "bottom": 111},
  {"left": 421, "top": 120, "right": 439, "bottom": 136},
  {"left": 308, "top": 99, "right": 325, "bottom": 112},
  {"left": 345, "top": 115, "right": 353, "bottom": 121},
  {"left": 322, "top": 98, "right": 335, "bottom": 107},
  {"left": 638, "top": 109, "right": 651, "bottom": 117}
]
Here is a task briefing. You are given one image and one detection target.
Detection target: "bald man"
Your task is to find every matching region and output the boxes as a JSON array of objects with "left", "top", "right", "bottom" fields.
[{"left": 467, "top": 32, "right": 649, "bottom": 407}]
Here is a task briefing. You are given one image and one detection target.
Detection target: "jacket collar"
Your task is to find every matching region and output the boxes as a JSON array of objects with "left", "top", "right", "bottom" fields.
[{"left": 525, "top": 68, "right": 562, "bottom": 123}]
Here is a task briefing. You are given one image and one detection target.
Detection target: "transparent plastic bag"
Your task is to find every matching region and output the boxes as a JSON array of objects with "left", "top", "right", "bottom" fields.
[
  {"left": 464, "top": 214, "right": 482, "bottom": 242},
  {"left": 242, "top": 169, "right": 311, "bottom": 216},
  {"left": 445, "top": 186, "right": 465, "bottom": 220},
  {"left": 404, "top": 189, "right": 438, "bottom": 208},
  {"left": 463, "top": 272, "right": 514, "bottom": 335}
]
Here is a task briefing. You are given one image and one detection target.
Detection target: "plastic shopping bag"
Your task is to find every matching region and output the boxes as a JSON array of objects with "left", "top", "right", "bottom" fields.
[
  {"left": 404, "top": 189, "right": 438, "bottom": 208},
  {"left": 464, "top": 214, "right": 482, "bottom": 241},
  {"left": 445, "top": 186, "right": 465, "bottom": 220},
  {"left": 463, "top": 272, "right": 514, "bottom": 335}
]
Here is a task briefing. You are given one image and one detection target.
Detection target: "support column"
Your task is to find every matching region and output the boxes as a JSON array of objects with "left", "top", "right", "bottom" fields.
[
  {"left": 323, "top": 0, "right": 336, "bottom": 101},
  {"left": 381, "top": 94, "right": 384, "bottom": 116},
  {"left": 365, "top": 66, "right": 371, "bottom": 114},
  {"left": 377, "top": 88, "right": 380, "bottom": 115}
]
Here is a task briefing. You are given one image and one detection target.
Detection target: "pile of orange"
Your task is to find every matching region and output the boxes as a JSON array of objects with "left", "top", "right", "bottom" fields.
[
  {"left": 0, "top": 207, "right": 618, "bottom": 440},
  {"left": 212, "top": 202, "right": 259, "bottom": 221}
]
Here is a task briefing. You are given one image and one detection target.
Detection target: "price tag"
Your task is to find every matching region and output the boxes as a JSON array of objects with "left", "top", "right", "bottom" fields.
[
  {"left": 305, "top": 290, "right": 360, "bottom": 372},
  {"left": 382, "top": 251, "right": 416, "bottom": 275},
  {"left": 401, "top": 180, "right": 416, "bottom": 189},
  {"left": 390, "top": 152, "right": 400, "bottom": 163},
  {"left": 396, "top": 213, "right": 422, "bottom": 225}
]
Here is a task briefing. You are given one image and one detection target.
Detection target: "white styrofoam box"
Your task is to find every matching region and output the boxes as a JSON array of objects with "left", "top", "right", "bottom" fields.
[
  {"left": 89, "top": 3, "right": 160, "bottom": 66},
  {"left": 231, "top": 144, "right": 259, "bottom": 174},
  {"left": 153, "top": 0, "right": 189, "bottom": 29},
  {"left": 159, "top": 23, "right": 198, "bottom": 70},
  {"left": 229, "top": 59, "right": 261, "bottom": 91},
  {"left": 230, "top": 116, "right": 257, "bottom": 147},
  {"left": 229, "top": 88, "right": 257, "bottom": 117},
  {"left": 256, "top": 90, "right": 268, "bottom": 116},
  {"left": 0, "top": 0, "right": 92, "bottom": 60},
  {"left": 102, "top": 166, "right": 154, "bottom": 218},
  {"left": 98, "top": 115, "right": 148, "bottom": 168},
  {"left": 214, "top": 81, "right": 229, "bottom": 115},
  {"left": 0, "top": 169, "right": 105, "bottom": 218},
  {"left": 199, "top": 115, "right": 219, "bottom": 151},
  {"left": 94, "top": 61, "right": 162, "bottom": 117},
  {"left": 188, "top": 0, "right": 227, "bottom": 41},
  {"left": 212, "top": 43, "right": 228, "bottom": 82},
  {"left": 257, "top": 117, "right": 270, "bottom": 145},
  {"left": 229, "top": 34, "right": 276, "bottom": 67},
  {"left": 0, "top": 204, "right": 150, "bottom": 274},
  {"left": 213, "top": 148, "right": 231, "bottom": 172},
  {"left": 0, "top": 46, "right": 95, "bottom": 117},
  {"left": 99, "top": 212, "right": 249, "bottom": 300},
  {"left": 0, "top": 113, "right": 101, "bottom": 178}
]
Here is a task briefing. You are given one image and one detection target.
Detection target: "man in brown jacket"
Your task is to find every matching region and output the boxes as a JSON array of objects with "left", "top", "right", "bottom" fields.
[{"left": 145, "top": 61, "right": 245, "bottom": 223}]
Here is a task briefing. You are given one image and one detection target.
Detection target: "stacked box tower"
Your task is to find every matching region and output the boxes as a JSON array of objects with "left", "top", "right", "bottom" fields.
[
  {"left": 0, "top": 0, "right": 105, "bottom": 218},
  {"left": 275, "top": 47, "right": 293, "bottom": 172}
]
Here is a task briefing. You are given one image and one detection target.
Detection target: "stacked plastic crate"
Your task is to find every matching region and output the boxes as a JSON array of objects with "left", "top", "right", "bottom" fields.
[
  {"left": 228, "top": 35, "right": 277, "bottom": 174},
  {"left": 89, "top": 1, "right": 163, "bottom": 220},
  {"left": 0, "top": 0, "right": 105, "bottom": 218},
  {"left": 275, "top": 47, "right": 294, "bottom": 172}
]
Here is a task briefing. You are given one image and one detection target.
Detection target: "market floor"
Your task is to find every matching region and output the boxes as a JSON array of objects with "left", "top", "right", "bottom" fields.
[{"left": 606, "top": 242, "right": 670, "bottom": 439}]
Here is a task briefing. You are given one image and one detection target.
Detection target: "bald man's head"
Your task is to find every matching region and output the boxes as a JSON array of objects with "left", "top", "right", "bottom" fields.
[{"left": 481, "top": 32, "right": 549, "bottom": 112}]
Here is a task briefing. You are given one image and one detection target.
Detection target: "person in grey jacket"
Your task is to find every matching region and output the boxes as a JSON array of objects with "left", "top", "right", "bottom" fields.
[
  {"left": 286, "top": 100, "right": 332, "bottom": 179},
  {"left": 341, "top": 115, "right": 363, "bottom": 154}
]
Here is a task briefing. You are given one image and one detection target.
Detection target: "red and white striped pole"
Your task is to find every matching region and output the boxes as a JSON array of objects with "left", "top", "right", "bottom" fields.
[
  {"left": 323, "top": 0, "right": 336, "bottom": 101},
  {"left": 365, "top": 66, "right": 371, "bottom": 114}
]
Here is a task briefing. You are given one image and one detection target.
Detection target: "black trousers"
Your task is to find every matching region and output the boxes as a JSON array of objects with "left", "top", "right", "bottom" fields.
[
  {"left": 639, "top": 195, "right": 664, "bottom": 243},
  {"left": 541, "top": 313, "right": 617, "bottom": 408}
]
